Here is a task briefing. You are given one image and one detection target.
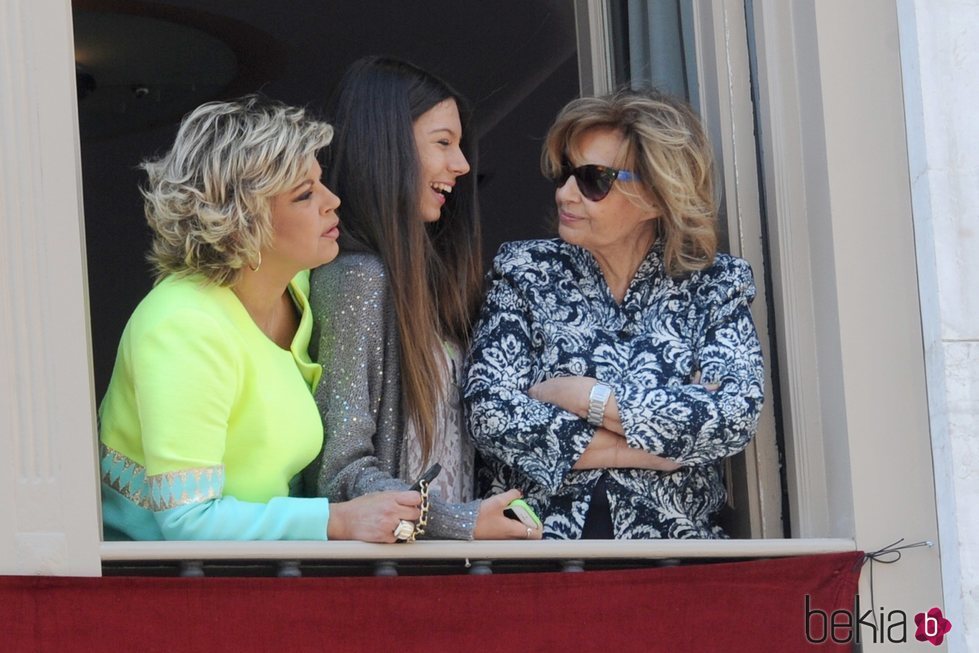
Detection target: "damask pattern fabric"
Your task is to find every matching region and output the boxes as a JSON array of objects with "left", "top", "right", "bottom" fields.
[{"left": 464, "top": 239, "right": 765, "bottom": 539}]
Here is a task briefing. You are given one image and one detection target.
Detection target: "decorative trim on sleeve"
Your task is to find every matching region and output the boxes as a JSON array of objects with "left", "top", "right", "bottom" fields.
[
  {"left": 148, "top": 466, "right": 223, "bottom": 510},
  {"left": 100, "top": 442, "right": 224, "bottom": 511}
]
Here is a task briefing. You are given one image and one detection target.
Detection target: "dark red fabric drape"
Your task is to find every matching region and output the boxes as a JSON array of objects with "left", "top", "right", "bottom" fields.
[{"left": 1, "top": 551, "right": 862, "bottom": 652}]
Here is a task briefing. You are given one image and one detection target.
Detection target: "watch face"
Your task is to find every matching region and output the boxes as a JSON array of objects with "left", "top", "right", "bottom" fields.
[
  {"left": 588, "top": 383, "right": 612, "bottom": 426},
  {"left": 591, "top": 383, "right": 612, "bottom": 402}
]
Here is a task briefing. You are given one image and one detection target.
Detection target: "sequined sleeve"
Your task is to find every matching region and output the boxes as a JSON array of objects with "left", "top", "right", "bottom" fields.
[{"left": 307, "top": 253, "right": 479, "bottom": 540}]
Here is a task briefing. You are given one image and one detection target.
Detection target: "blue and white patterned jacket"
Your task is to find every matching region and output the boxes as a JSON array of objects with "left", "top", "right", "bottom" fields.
[{"left": 463, "top": 238, "right": 764, "bottom": 539}]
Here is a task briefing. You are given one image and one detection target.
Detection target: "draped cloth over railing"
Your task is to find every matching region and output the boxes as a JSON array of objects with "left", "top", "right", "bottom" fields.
[{"left": 2, "top": 551, "right": 862, "bottom": 652}]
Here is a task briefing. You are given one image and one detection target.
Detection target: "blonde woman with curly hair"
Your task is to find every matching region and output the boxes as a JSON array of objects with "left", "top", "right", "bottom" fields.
[
  {"left": 99, "top": 95, "right": 422, "bottom": 542},
  {"left": 465, "top": 88, "right": 765, "bottom": 539}
]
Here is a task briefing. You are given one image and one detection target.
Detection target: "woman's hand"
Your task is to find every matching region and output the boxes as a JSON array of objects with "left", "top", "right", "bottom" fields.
[
  {"left": 530, "top": 373, "right": 720, "bottom": 439},
  {"left": 326, "top": 490, "right": 422, "bottom": 542},
  {"left": 574, "top": 428, "right": 681, "bottom": 472},
  {"left": 529, "top": 379, "right": 681, "bottom": 472},
  {"left": 528, "top": 376, "right": 627, "bottom": 435},
  {"left": 473, "top": 488, "right": 543, "bottom": 540},
  {"left": 690, "top": 369, "right": 721, "bottom": 392},
  {"left": 527, "top": 376, "right": 593, "bottom": 417}
]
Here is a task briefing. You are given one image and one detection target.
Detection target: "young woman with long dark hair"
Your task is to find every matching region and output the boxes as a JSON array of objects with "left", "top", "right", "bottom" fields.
[{"left": 306, "top": 57, "right": 536, "bottom": 540}]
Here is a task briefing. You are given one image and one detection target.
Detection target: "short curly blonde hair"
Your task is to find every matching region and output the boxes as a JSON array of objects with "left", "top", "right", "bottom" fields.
[
  {"left": 543, "top": 88, "right": 717, "bottom": 276},
  {"left": 141, "top": 94, "right": 334, "bottom": 285}
]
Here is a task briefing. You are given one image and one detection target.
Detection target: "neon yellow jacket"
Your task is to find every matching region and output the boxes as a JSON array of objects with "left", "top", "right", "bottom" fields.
[{"left": 99, "top": 271, "right": 331, "bottom": 540}]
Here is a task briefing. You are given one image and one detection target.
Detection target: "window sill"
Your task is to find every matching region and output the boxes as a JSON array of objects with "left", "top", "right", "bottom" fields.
[{"left": 101, "top": 537, "right": 855, "bottom": 562}]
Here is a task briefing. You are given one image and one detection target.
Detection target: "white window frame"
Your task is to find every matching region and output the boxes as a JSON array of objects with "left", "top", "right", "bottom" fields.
[
  {"left": 0, "top": 0, "right": 102, "bottom": 575},
  {"left": 748, "top": 0, "right": 944, "bottom": 629}
]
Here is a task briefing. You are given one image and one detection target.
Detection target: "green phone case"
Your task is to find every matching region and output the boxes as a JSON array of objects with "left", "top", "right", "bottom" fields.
[{"left": 505, "top": 498, "right": 542, "bottom": 529}]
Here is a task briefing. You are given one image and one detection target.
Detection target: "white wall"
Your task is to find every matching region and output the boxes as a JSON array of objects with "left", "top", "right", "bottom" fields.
[
  {"left": 898, "top": 0, "right": 979, "bottom": 650},
  {"left": 0, "top": 0, "right": 102, "bottom": 576}
]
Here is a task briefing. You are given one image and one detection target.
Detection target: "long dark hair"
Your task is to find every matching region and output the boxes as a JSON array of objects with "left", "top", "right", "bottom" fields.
[{"left": 326, "top": 56, "right": 482, "bottom": 463}]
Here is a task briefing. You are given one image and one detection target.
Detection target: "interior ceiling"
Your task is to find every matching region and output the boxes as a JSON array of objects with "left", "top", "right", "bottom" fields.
[{"left": 73, "top": 0, "right": 578, "bottom": 138}]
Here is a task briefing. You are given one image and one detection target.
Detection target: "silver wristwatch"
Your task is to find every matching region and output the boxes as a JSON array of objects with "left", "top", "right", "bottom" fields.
[{"left": 587, "top": 382, "right": 612, "bottom": 427}]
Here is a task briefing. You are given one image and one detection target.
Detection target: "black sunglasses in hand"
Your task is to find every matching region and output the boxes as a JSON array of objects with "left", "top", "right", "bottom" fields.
[{"left": 553, "top": 158, "right": 637, "bottom": 202}]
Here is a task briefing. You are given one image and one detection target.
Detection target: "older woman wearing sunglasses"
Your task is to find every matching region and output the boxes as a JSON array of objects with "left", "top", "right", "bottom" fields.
[{"left": 464, "top": 89, "right": 765, "bottom": 539}]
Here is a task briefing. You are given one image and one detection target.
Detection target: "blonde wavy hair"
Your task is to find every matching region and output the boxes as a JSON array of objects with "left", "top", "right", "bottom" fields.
[
  {"left": 141, "top": 94, "right": 334, "bottom": 285},
  {"left": 543, "top": 88, "right": 717, "bottom": 276}
]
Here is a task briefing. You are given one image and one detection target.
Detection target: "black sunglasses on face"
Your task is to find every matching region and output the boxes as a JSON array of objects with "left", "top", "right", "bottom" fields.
[{"left": 552, "top": 158, "right": 637, "bottom": 201}]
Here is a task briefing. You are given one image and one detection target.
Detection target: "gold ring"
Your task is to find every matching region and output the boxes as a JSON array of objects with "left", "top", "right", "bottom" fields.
[{"left": 393, "top": 519, "right": 415, "bottom": 541}]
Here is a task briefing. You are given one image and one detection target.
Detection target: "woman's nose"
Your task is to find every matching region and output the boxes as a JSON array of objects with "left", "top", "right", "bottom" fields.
[
  {"left": 320, "top": 182, "right": 341, "bottom": 211},
  {"left": 555, "top": 174, "right": 580, "bottom": 202},
  {"left": 450, "top": 149, "right": 470, "bottom": 176}
]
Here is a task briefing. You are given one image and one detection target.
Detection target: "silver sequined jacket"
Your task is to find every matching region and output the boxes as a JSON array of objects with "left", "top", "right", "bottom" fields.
[{"left": 304, "top": 251, "right": 480, "bottom": 540}]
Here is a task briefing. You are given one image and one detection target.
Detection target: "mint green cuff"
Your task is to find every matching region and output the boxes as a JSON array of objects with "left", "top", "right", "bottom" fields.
[{"left": 156, "top": 496, "right": 331, "bottom": 541}]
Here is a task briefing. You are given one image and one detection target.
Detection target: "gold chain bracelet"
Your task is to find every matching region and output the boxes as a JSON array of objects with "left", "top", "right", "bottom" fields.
[{"left": 406, "top": 479, "right": 431, "bottom": 543}]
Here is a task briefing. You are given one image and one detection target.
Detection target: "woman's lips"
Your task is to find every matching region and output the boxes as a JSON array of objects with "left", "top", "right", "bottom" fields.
[
  {"left": 558, "top": 211, "right": 581, "bottom": 224},
  {"left": 322, "top": 224, "right": 340, "bottom": 239}
]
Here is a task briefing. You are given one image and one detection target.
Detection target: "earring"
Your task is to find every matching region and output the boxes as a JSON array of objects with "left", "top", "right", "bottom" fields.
[{"left": 249, "top": 251, "right": 262, "bottom": 272}]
